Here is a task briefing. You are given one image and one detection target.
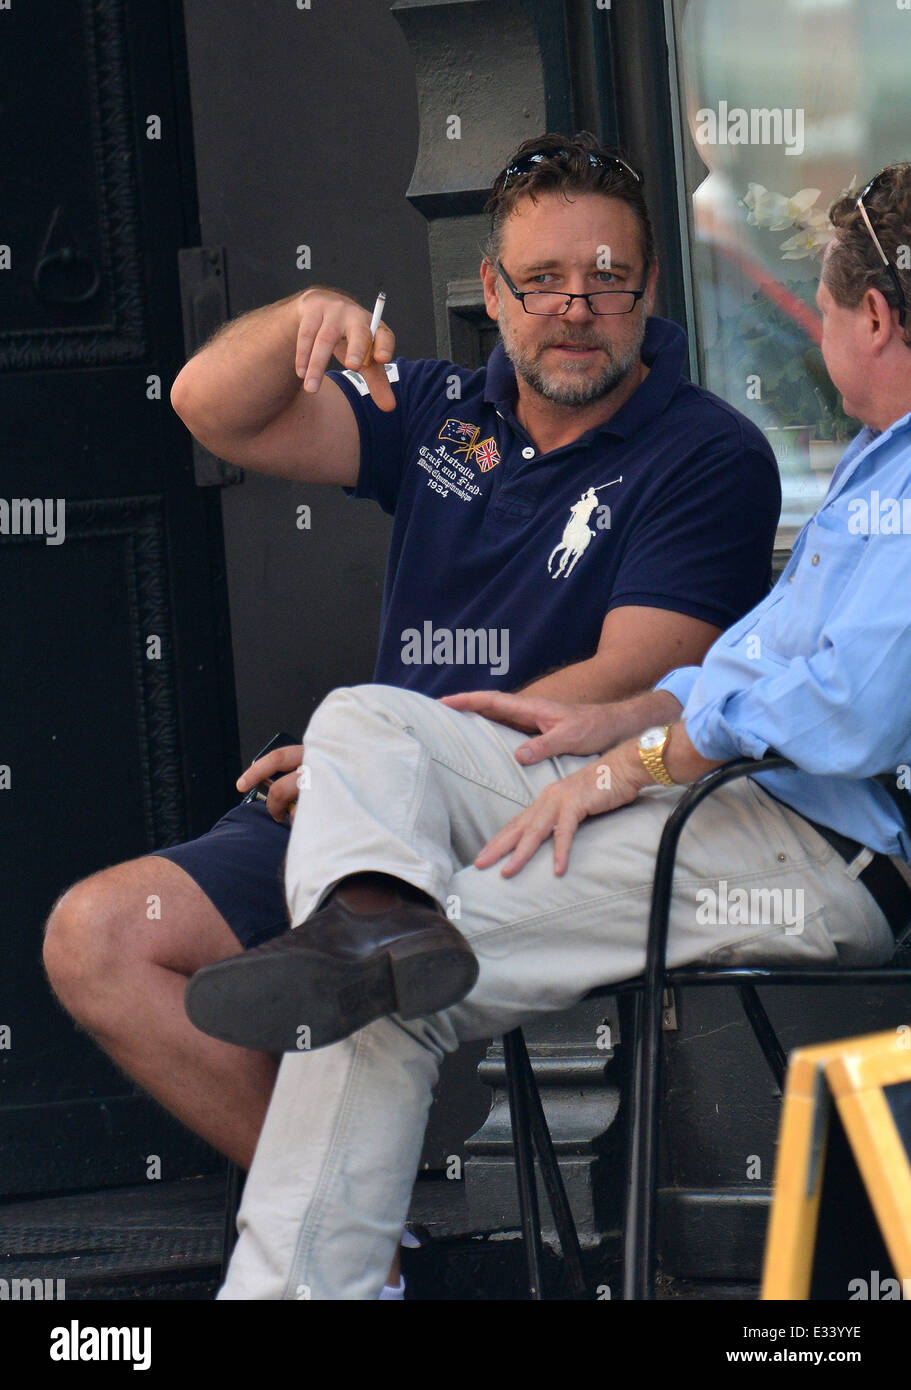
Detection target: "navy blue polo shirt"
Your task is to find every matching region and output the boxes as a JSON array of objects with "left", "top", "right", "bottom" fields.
[{"left": 330, "top": 316, "right": 780, "bottom": 696}]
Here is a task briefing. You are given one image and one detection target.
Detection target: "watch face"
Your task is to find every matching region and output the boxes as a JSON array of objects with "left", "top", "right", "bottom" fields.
[{"left": 640, "top": 727, "right": 665, "bottom": 750}]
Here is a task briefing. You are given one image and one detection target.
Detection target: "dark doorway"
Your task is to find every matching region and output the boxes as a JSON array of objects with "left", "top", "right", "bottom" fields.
[
  {"left": 0, "top": 0, "right": 238, "bottom": 1194},
  {"left": 1, "top": 0, "right": 491, "bottom": 1199}
]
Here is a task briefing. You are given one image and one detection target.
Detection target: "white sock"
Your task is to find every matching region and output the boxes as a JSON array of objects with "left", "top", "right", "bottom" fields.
[{"left": 379, "top": 1275, "right": 406, "bottom": 1301}]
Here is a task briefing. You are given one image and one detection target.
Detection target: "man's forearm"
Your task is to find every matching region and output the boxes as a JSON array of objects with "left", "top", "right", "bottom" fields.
[
  {"left": 664, "top": 720, "right": 726, "bottom": 784},
  {"left": 593, "top": 687, "right": 684, "bottom": 747},
  {"left": 519, "top": 645, "right": 686, "bottom": 738},
  {"left": 170, "top": 287, "right": 350, "bottom": 442},
  {"left": 610, "top": 688, "right": 684, "bottom": 742},
  {"left": 521, "top": 654, "right": 647, "bottom": 705}
]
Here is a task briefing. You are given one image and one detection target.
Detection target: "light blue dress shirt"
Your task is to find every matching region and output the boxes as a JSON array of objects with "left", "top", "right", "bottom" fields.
[{"left": 655, "top": 411, "right": 911, "bottom": 863}]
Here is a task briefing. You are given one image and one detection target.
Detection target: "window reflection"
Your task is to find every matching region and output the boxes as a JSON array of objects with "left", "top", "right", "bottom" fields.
[{"left": 670, "top": 0, "right": 910, "bottom": 531}]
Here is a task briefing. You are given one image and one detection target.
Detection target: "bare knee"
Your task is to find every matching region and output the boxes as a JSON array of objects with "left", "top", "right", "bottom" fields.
[
  {"left": 43, "top": 866, "right": 138, "bottom": 1007},
  {"left": 43, "top": 856, "right": 240, "bottom": 1017}
]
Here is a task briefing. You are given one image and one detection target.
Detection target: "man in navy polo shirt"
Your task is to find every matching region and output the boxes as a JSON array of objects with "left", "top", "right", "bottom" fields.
[
  {"left": 337, "top": 304, "right": 774, "bottom": 698},
  {"left": 43, "top": 132, "right": 778, "bottom": 1296}
]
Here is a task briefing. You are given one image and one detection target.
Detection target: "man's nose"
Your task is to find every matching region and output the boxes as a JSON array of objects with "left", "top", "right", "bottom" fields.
[{"left": 562, "top": 292, "right": 596, "bottom": 323}]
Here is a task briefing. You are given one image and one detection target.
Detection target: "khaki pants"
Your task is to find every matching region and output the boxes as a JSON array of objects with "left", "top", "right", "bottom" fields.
[{"left": 219, "top": 684, "right": 894, "bottom": 1300}]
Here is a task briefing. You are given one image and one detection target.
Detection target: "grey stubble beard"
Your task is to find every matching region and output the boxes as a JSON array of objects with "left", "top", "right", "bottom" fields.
[{"left": 498, "top": 300, "right": 647, "bottom": 408}]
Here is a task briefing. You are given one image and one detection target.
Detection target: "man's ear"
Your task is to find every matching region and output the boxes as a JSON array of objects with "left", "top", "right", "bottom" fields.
[
  {"left": 480, "top": 258, "right": 500, "bottom": 323},
  {"left": 864, "top": 286, "right": 897, "bottom": 353}
]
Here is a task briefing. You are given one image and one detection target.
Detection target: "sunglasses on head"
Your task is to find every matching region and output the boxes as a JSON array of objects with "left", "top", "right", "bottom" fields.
[
  {"left": 497, "top": 146, "right": 642, "bottom": 190},
  {"left": 856, "top": 169, "right": 907, "bottom": 329}
]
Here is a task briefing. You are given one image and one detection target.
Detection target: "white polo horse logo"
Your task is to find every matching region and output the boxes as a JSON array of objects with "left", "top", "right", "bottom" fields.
[{"left": 547, "top": 477, "right": 623, "bottom": 579}]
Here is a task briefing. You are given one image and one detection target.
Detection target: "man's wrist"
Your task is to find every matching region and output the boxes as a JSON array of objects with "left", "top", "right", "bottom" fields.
[
  {"left": 663, "top": 721, "right": 725, "bottom": 784},
  {"left": 613, "top": 688, "right": 683, "bottom": 745},
  {"left": 297, "top": 285, "right": 360, "bottom": 308},
  {"left": 609, "top": 737, "right": 659, "bottom": 795}
]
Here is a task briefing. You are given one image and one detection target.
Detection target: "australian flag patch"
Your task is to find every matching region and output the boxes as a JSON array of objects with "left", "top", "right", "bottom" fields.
[{"left": 439, "top": 418, "right": 480, "bottom": 454}]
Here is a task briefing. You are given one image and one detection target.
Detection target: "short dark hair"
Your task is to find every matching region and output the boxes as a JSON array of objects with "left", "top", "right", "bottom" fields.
[
  {"left": 483, "top": 131, "right": 655, "bottom": 273},
  {"left": 825, "top": 163, "right": 911, "bottom": 342}
]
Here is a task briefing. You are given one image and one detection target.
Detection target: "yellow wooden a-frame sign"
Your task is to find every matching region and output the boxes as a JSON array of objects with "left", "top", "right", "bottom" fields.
[{"left": 762, "top": 1028, "right": 911, "bottom": 1299}]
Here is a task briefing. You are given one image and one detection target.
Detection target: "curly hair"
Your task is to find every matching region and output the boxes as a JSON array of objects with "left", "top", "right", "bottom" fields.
[
  {"left": 483, "top": 131, "right": 655, "bottom": 273},
  {"left": 825, "top": 163, "right": 911, "bottom": 341}
]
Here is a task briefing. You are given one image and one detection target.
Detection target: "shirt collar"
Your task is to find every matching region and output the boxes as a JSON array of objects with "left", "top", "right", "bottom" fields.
[
  {"left": 825, "top": 426, "right": 879, "bottom": 495},
  {"left": 482, "top": 317, "right": 689, "bottom": 441},
  {"left": 825, "top": 408, "right": 911, "bottom": 503}
]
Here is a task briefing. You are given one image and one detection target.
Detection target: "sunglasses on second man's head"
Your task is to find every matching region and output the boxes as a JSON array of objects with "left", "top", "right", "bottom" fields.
[{"left": 856, "top": 170, "right": 907, "bottom": 330}]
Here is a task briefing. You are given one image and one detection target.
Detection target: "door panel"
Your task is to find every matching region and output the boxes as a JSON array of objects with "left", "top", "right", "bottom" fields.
[{"left": 0, "top": 0, "right": 238, "bottom": 1194}]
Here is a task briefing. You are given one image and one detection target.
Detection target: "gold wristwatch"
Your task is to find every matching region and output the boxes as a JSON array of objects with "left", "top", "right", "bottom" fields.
[{"left": 637, "top": 725, "right": 674, "bottom": 786}]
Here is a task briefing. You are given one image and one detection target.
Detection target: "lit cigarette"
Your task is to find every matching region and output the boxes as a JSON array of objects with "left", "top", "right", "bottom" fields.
[
  {"left": 362, "top": 290, "right": 386, "bottom": 367},
  {"left": 369, "top": 291, "right": 386, "bottom": 335}
]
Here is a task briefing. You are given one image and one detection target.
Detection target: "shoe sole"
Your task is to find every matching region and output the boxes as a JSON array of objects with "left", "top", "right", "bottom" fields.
[{"left": 185, "top": 927, "right": 479, "bottom": 1052}]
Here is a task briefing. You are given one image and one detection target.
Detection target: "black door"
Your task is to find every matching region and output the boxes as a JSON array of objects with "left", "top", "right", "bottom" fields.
[{"left": 0, "top": 0, "right": 238, "bottom": 1194}]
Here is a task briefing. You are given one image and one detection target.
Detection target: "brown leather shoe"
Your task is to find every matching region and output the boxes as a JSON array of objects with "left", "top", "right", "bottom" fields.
[{"left": 185, "top": 894, "right": 479, "bottom": 1052}]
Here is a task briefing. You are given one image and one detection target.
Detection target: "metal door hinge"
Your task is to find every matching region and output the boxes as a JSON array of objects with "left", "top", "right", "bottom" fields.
[
  {"left": 662, "top": 988, "right": 678, "bottom": 1031},
  {"left": 177, "top": 247, "right": 243, "bottom": 488}
]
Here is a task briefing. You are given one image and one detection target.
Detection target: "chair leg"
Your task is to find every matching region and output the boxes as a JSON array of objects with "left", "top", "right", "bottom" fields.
[
  {"left": 621, "top": 991, "right": 650, "bottom": 1299},
  {"left": 622, "top": 978, "right": 664, "bottom": 1300},
  {"left": 621, "top": 756, "right": 798, "bottom": 1300},
  {"left": 221, "top": 1159, "right": 244, "bottom": 1285},
  {"left": 736, "top": 984, "right": 788, "bottom": 1090},
  {"left": 510, "top": 1027, "right": 588, "bottom": 1299},
  {"left": 504, "top": 1028, "right": 546, "bottom": 1299}
]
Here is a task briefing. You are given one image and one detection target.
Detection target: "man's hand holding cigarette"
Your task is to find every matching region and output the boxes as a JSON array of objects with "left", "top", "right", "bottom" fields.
[{"left": 294, "top": 286, "right": 396, "bottom": 412}]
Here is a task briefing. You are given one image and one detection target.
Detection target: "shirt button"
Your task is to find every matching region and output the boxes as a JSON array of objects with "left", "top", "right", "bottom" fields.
[
  {"left": 521, "top": 446, "right": 535, "bottom": 459},
  {"left": 788, "top": 574, "right": 795, "bottom": 583},
  {"left": 811, "top": 553, "right": 820, "bottom": 566}
]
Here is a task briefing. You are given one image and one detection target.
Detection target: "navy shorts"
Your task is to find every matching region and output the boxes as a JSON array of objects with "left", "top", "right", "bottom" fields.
[{"left": 152, "top": 800, "right": 293, "bottom": 950}]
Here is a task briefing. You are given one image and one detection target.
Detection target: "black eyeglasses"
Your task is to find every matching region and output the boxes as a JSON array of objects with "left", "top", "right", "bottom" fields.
[
  {"left": 496, "top": 261, "right": 646, "bottom": 316},
  {"left": 496, "top": 147, "right": 642, "bottom": 191},
  {"left": 856, "top": 170, "right": 907, "bottom": 329}
]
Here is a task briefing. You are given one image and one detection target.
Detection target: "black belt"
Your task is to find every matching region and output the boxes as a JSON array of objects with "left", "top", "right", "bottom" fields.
[{"left": 791, "top": 813, "right": 911, "bottom": 941}]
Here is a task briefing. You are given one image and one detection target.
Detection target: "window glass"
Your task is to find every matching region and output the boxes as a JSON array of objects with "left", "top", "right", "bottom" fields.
[{"left": 669, "top": 0, "right": 910, "bottom": 533}]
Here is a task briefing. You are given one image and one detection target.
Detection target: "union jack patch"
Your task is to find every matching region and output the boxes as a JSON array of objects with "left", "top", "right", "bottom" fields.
[{"left": 472, "top": 437, "right": 501, "bottom": 472}]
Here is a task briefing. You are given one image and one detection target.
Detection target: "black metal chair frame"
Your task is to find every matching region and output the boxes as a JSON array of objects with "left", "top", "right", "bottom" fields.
[{"left": 500, "top": 754, "right": 911, "bottom": 1300}]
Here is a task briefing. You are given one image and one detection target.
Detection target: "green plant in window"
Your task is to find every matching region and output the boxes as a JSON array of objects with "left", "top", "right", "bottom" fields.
[
  {"left": 802, "top": 346, "right": 858, "bottom": 442},
  {"left": 705, "top": 184, "right": 863, "bottom": 443},
  {"left": 706, "top": 287, "right": 858, "bottom": 437}
]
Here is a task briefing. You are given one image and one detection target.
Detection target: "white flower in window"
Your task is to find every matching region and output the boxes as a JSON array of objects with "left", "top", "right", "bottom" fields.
[
  {"left": 742, "top": 184, "right": 822, "bottom": 231},
  {"left": 778, "top": 223, "right": 832, "bottom": 259},
  {"left": 742, "top": 183, "right": 788, "bottom": 228}
]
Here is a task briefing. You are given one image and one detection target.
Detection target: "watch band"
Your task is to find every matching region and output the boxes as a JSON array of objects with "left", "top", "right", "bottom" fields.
[{"left": 638, "top": 727, "right": 675, "bottom": 787}]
